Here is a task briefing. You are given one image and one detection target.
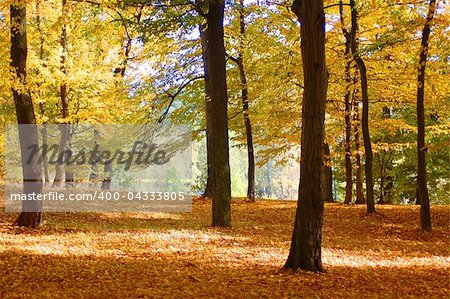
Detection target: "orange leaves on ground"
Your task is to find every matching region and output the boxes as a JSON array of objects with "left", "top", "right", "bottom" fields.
[{"left": 0, "top": 200, "right": 449, "bottom": 298}]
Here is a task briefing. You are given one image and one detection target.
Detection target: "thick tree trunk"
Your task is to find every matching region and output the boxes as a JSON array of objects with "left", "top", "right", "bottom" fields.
[
  {"left": 10, "top": 4, "right": 43, "bottom": 228},
  {"left": 322, "top": 143, "right": 334, "bottom": 202},
  {"left": 349, "top": 0, "right": 375, "bottom": 213},
  {"left": 285, "top": 0, "right": 327, "bottom": 272},
  {"left": 207, "top": 1, "right": 231, "bottom": 227},
  {"left": 417, "top": 0, "right": 435, "bottom": 231}
]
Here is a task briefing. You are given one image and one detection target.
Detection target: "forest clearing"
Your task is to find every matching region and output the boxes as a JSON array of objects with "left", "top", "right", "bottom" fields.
[{"left": 0, "top": 198, "right": 449, "bottom": 298}]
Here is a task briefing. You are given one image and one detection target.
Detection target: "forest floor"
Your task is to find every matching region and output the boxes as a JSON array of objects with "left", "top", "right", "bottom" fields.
[{"left": 0, "top": 198, "right": 449, "bottom": 298}]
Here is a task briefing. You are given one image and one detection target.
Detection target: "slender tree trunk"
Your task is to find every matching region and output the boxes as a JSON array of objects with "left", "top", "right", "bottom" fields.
[
  {"left": 114, "top": 34, "right": 132, "bottom": 77},
  {"left": 207, "top": 0, "right": 231, "bottom": 227},
  {"left": 322, "top": 143, "right": 334, "bottom": 202},
  {"left": 53, "top": 0, "right": 70, "bottom": 187},
  {"left": 10, "top": 3, "right": 43, "bottom": 228},
  {"left": 36, "top": 1, "right": 49, "bottom": 184},
  {"left": 240, "top": 59, "right": 255, "bottom": 202},
  {"left": 266, "top": 161, "right": 272, "bottom": 197},
  {"left": 234, "top": 0, "right": 255, "bottom": 201},
  {"left": 113, "top": 9, "right": 138, "bottom": 77},
  {"left": 89, "top": 129, "right": 100, "bottom": 185},
  {"left": 101, "top": 162, "right": 113, "bottom": 190},
  {"left": 417, "top": 0, "right": 435, "bottom": 231},
  {"left": 340, "top": 3, "right": 353, "bottom": 205},
  {"left": 100, "top": 18, "right": 135, "bottom": 190},
  {"left": 38, "top": 104, "right": 50, "bottom": 183},
  {"left": 199, "top": 22, "right": 213, "bottom": 199},
  {"left": 349, "top": 0, "right": 375, "bottom": 213},
  {"left": 378, "top": 153, "right": 385, "bottom": 204},
  {"left": 353, "top": 88, "right": 365, "bottom": 204},
  {"left": 285, "top": 0, "right": 327, "bottom": 272}
]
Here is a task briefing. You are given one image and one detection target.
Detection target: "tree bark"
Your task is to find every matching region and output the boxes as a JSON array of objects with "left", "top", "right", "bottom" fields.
[
  {"left": 38, "top": 103, "right": 50, "bottom": 184},
  {"left": 53, "top": 0, "right": 71, "bottom": 187},
  {"left": 229, "top": 0, "right": 255, "bottom": 202},
  {"left": 322, "top": 143, "right": 334, "bottom": 202},
  {"left": 101, "top": 14, "right": 136, "bottom": 190},
  {"left": 416, "top": 0, "right": 435, "bottom": 231},
  {"left": 10, "top": 3, "right": 43, "bottom": 228},
  {"left": 378, "top": 153, "right": 385, "bottom": 204},
  {"left": 285, "top": 0, "right": 327, "bottom": 272},
  {"left": 36, "top": 1, "right": 50, "bottom": 184},
  {"left": 206, "top": 0, "right": 231, "bottom": 227},
  {"left": 349, "top": 0, "right": 375, "bottom": 213},
  {"left": 101, "top": 161, "right": 113, "bottom": 190},
  {"left": 199, "top": 22, "right": 213, "bottom": 199},
  {"left": 353, "top": 88, "right": 365, "bottom": 204},
  {"left": 340, "top": 2, "right": 353, "bottom": 205}
]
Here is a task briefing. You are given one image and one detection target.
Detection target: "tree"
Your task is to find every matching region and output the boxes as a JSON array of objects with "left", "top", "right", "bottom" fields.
[
  {"left": 207, "top": 0, "right": 231, "bottom": 227},
  {"left": 322, "top": 143, "right": 334, "bottom": 202},
  {"left": 227, "top": 0, "right": 255, "bottom": 202},
  {"left": 10, "top": 3, "right": 43, "bottom": 228},
  {"left": 199, "top": 21, "right": 214, "bottom": 199},
  {"left": 349, "top": 0, "right": 375, "bottom": 213},
  {"left": 285, "top": 0, "right": 328, "bottom": 272},
  {"left": 352, "top": 84, "right": 365, "bottom": 204},
  {"left": 339, "top": 0, "right": 353, "bottom": 205},
  {"left": 416, "top": 0, "right": 436, "bottom": 231},
  {"left": 53, "top": 0, "right": 71, "bottom": 187}
]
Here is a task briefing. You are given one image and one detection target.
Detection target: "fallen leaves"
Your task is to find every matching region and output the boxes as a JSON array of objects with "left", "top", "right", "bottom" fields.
[{"left": 0, "top": 200, "right": 448, "bottom": 298}]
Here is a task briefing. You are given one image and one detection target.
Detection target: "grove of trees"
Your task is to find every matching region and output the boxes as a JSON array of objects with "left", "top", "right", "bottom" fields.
[{"left": 1, "top": 0, "right": 449, "bottom": 273}]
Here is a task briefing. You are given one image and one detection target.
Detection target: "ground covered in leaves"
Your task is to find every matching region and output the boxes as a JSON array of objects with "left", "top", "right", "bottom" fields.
[{"left": 0, "top": 199, "right": 449, "bottom": 298}]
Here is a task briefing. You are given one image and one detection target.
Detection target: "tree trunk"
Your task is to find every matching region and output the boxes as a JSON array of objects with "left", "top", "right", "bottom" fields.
[
  {"left": 53, "top": 0, "right": 70, "bottom": 187},
  {"left": 10, "top": 4, "right": 43, "bottom": 228},
  {"left": 101, "top": 161, "right": 113, "bottom": 190},
  {"left": 207, "top": 1, "right": 231, "bottom": 227},
  {"left": 349, "top": 0, "right": 375, "bottom": 213},
  {"left": 113, "top": 32, "right": 132, "bottom": 77},
  {"left": 353, "top": 89, "right": 365, "bottom": 204},
  {"left": 417, "top": 0, "right": 435, "bottom": 231},
  {"left": 199, "top": 22, "right": 213, "bottom": 199},
  {"left": 266, "top": 161, "right": 272, "bottom": 197},
  {"left": 234, "top": 0, "right": 255, "bottom": 201},
  {"left": 36, "top": 1, "right": 49, "bottom": 184},
  {"left": 39, "top": 109, "right": 50, "bottom": 184},
  {"left": 378, "top": 153, "right": 385, "bottom": 204},
  {"left": 285, "top": 0, "right": 327, "bottom": 272},
  {"left": 322, "top": 143, "right": 334, "bottom": 202},
  {"left": 101, "top": 18, "right": 135, "bottom": 190},
  {"left": 340, "top": 3, "right": 353, "bottom": 205}
]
